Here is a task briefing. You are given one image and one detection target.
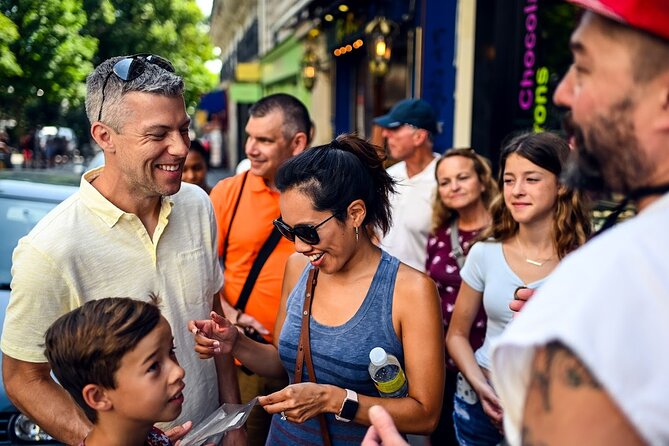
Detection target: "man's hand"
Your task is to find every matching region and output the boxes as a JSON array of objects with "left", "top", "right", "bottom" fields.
[
  {"left": 167, "top": 421, "right": 192, "bottom": 445},
  {"left": 188, "top": 311, "right": 239, "bottom": 359},
  {"left": 361, "top": 405, "right": 408, "bottom": 446},
  {"left": 2, "top": 355, "right": 92, "bottom": 444},
  {"left": 511, "top": 286, "right": 535, "bottom": 315}
]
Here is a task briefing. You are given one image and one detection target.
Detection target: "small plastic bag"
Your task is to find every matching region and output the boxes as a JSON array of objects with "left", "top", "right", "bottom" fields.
[{"left": 178, "top": 397, "right": 258, "bottom": 446}]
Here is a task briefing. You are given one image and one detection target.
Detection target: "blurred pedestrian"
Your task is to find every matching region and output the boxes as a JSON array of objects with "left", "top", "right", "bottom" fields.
[
  {"left": 191, "top": 134, "right": 444, "bottom": 445},
  {"left": 183, "top": 139, "right": 211, "bottom": 193},
  {"left": 373, "top": 98, "right": 439, "bottom": 272},
  {"left": 492, "top": 2, "right": 669, "bottom": 445},
  {"left": 1, "top": 54, "right": 243, "bottom": 446},
  {"left": 208, "top": 93, "right": 311, "bottom": 446},
  {"left": 446, "top": 131, "right": 590, "bottom": 445},
  {"left": 20, "top": 130, "right": 36, "bottom": 168},
  {"left": 0, "top": 130, "right": 14, "bottom": 169},
  {"left": 426, "top": 148, "right": 498, "bottom": 445}
]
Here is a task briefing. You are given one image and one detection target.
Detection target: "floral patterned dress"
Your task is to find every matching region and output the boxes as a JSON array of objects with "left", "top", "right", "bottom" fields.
[{"left": 426, "top": 224, "right": 487, "bottom": 369}]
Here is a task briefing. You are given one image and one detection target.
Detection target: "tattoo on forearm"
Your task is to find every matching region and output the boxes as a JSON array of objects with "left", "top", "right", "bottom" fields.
[
  {"left": 523, "top": 342, "right": 643, "bottom": 445},
  {"left": 531, "top": 341, "right": 602, "bottom": 413}
]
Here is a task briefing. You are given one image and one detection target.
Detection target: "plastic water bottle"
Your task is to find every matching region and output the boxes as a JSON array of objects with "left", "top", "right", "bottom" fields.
[{"left": 368, "top": 347, "right": 408, "bottom": 398}]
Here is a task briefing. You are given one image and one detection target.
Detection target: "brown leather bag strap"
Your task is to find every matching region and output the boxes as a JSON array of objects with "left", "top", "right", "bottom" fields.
[{"left": 293, "top": 268, "right": 332, "bottom": 446}]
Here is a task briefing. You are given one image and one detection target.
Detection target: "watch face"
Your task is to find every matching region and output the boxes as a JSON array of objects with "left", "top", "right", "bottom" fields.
[{"left": 337, "top": 397, "right": 359, "bottom": 422}]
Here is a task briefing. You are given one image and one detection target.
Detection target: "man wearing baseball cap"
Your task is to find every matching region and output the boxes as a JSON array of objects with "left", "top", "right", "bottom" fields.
[
  {"left": 373, "top": 98, "right": 439, "bottom": 272},
  {"left": 491, "top": 1, "right": 669, "bottom": 445}
]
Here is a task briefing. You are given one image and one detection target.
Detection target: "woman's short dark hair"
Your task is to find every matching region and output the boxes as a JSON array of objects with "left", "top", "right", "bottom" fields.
[{"left": 275, "top": 134, "right": 396, "bottom": 235}]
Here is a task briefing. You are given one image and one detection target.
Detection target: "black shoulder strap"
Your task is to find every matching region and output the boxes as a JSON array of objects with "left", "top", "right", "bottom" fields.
[
  {"left": 235, "top": 226, "right": 282, "bottom": 312},
  {"left": 221, "top": 170, "right": 248, "bottom": 267}
]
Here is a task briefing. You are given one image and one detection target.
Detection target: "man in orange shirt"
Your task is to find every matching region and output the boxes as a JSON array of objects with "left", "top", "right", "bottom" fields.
[{"left": 209, "top": 93, "right": 311, "bottom": 446}]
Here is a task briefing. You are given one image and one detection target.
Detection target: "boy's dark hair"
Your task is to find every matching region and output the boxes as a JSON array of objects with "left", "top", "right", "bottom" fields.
[{"left": 44, "top": 298, "right": 161, "bottom": 423}]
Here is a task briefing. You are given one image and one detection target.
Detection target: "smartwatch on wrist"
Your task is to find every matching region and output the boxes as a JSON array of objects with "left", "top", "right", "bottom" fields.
[{"left": 335, "top": 389, "right": 359, "bottom": 422}]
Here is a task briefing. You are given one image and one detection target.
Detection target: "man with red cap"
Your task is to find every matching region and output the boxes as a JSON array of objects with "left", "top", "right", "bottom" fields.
[{"left": 491, "top": 1, "right": 669, "bottom": 445}]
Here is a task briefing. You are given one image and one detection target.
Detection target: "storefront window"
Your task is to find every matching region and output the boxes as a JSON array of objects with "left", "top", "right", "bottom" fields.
[{"left": 471, "top": 0, "right": 577, "bottom": 170}]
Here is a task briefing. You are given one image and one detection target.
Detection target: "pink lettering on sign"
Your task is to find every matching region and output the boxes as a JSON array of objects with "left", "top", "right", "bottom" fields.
[{"left": 518, "top": 0, "right": 538, "bottom": 111}]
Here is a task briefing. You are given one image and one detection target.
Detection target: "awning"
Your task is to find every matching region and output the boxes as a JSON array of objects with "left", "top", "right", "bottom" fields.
[{"left": 197, "top": 90, "right": 226, "bottom": 114}]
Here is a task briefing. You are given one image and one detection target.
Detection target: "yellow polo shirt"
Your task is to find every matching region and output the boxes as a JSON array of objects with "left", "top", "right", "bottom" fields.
[{"left": 1, "top": 167, "right": 224, "bottom": 427}]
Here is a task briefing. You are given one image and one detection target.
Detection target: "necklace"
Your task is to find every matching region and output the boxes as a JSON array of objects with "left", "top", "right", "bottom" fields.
[{"left": 516, "top": 237, "right": 554, "bottom": 267}]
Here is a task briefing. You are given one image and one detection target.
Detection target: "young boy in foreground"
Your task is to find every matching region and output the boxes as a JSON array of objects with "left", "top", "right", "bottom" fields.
[{"left": 44, "top": 297, "right": 185, "bottom": 446}]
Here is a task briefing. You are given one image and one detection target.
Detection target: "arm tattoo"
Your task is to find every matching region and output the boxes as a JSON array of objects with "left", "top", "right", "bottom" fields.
[
  {"left": 522, "top": 341, "right": 603, "bottom": 443},
  {"left": 530, "top": 341, "right": 601, "bottom": 412}
]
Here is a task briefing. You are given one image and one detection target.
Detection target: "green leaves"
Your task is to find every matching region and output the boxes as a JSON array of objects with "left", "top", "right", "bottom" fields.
[{"left": 0, "top": 0, "right": 217, "bottom": 136}]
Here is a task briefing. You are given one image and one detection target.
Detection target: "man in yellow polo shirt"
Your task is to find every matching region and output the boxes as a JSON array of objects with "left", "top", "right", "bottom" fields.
[
  {"left": 210, "top": 93, "right": 311, "bottom": 446},
  {"left": 1, "top": 55, "right": 243, "bottom": 445}
]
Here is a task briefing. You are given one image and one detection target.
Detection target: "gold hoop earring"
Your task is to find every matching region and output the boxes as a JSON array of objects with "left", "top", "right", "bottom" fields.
[{"left": 354, "top": 226, "right": 359, "bottom": 242}]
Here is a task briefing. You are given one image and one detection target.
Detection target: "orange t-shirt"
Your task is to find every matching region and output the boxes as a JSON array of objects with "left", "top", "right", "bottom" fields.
[{"left": 210, "top": 172, "right": 294, "bottom": 342}]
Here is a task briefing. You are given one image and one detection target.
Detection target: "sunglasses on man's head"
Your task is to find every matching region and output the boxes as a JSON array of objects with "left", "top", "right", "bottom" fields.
[
  {"left": 97, "top": 54, "right": 175, "bottom": 123},
  {"left": 273, "top": 214, "right": 336, "bottom": 245}
]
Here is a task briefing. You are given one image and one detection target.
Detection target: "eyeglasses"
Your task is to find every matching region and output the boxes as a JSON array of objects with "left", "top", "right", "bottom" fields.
[
  {"left": 97, "top": 54, "right": 175, "bottom": 123},
  {"left": 273, "top": 214, "right": 336, "bottom": 245}
]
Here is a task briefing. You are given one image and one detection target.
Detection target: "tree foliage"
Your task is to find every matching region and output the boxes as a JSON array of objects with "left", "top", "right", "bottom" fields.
[
  {"left": 82, "top": 0, "right": 217, "bottom": 111},
  {"left": 1, "top": 0, "right": 217, "bottom": 140},
  {"left": 0, "top": 0, "right": 96, "bottom": 132}
]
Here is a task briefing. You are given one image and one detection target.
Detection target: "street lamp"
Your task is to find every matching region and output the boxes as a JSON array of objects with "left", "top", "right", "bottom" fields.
[{"left": 364, "top": 16, "right": 396, "bottom": 77}]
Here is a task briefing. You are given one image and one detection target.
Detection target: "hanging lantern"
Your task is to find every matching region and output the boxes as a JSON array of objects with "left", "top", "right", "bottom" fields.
[
  {"left": 364, "top": 16, "right": 395, "bottom": 77},
  {"left": 301, "top": 46, "right": 319, "bottom": 90}
]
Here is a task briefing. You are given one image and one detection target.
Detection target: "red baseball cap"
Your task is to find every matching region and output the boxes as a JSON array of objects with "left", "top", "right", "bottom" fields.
[{"left": 568, "top": 0, "right": 669, "bottom": 41}]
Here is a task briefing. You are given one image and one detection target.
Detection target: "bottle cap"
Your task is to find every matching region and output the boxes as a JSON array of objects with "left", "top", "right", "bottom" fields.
[{"left": 369, "top": 347, "right": 388, "bottom": 366}]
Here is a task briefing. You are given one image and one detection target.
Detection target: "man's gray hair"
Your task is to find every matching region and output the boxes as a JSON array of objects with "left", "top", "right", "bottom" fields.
[{"left": 85, "top": 55, "right": 184, "bottom": 131}]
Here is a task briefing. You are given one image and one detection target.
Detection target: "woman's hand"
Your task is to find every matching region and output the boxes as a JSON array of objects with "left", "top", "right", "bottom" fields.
[
  {"left": 476, "top": 381, "right": 504, "bottom": 431},
  {"left": 257, "top": 382, "right": 334, "bottom": 423},
  {"left": 188, "top": 311, "right": 239, "bottom": 359}
]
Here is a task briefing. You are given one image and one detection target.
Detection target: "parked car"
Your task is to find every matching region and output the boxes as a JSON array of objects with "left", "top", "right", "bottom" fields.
[{"left": 0, "top": 170, "right": 78, "bottom": 444}]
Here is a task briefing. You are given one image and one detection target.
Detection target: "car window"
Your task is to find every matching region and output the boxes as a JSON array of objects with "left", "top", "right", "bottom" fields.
[{"left": 0, "top": 197, "right": 59, "bottom": 288}]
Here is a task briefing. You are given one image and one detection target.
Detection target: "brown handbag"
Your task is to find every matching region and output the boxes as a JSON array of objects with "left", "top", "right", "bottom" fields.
[{"left": 293, "top": 268, "right": 333, "bottom": 446}]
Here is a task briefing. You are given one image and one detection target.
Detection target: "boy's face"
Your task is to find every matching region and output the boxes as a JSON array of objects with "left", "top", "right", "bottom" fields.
[{"left": 106, "top": 316, "right": 185, "bottom": 424}]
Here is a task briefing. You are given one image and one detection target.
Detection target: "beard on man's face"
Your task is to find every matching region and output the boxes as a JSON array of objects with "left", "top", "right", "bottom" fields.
[
  {"left": 560, "top": 102, "right": 650, "bottom": 196},
  {"left": 561, "top": 118, "right": 607, "bottom": 193}
]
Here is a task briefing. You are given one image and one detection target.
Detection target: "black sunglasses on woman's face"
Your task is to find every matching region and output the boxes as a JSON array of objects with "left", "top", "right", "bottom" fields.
[
  {"left": 97, "top": 54, "right": 175, "bottom": 122},
  {"left": 273, "top": 214, "right": 336, "bottom": 245}
]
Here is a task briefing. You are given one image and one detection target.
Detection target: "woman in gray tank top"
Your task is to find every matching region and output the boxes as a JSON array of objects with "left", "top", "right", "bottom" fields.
[{"left": 190, "top": 134, "right": 445, "bottom": 445}]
